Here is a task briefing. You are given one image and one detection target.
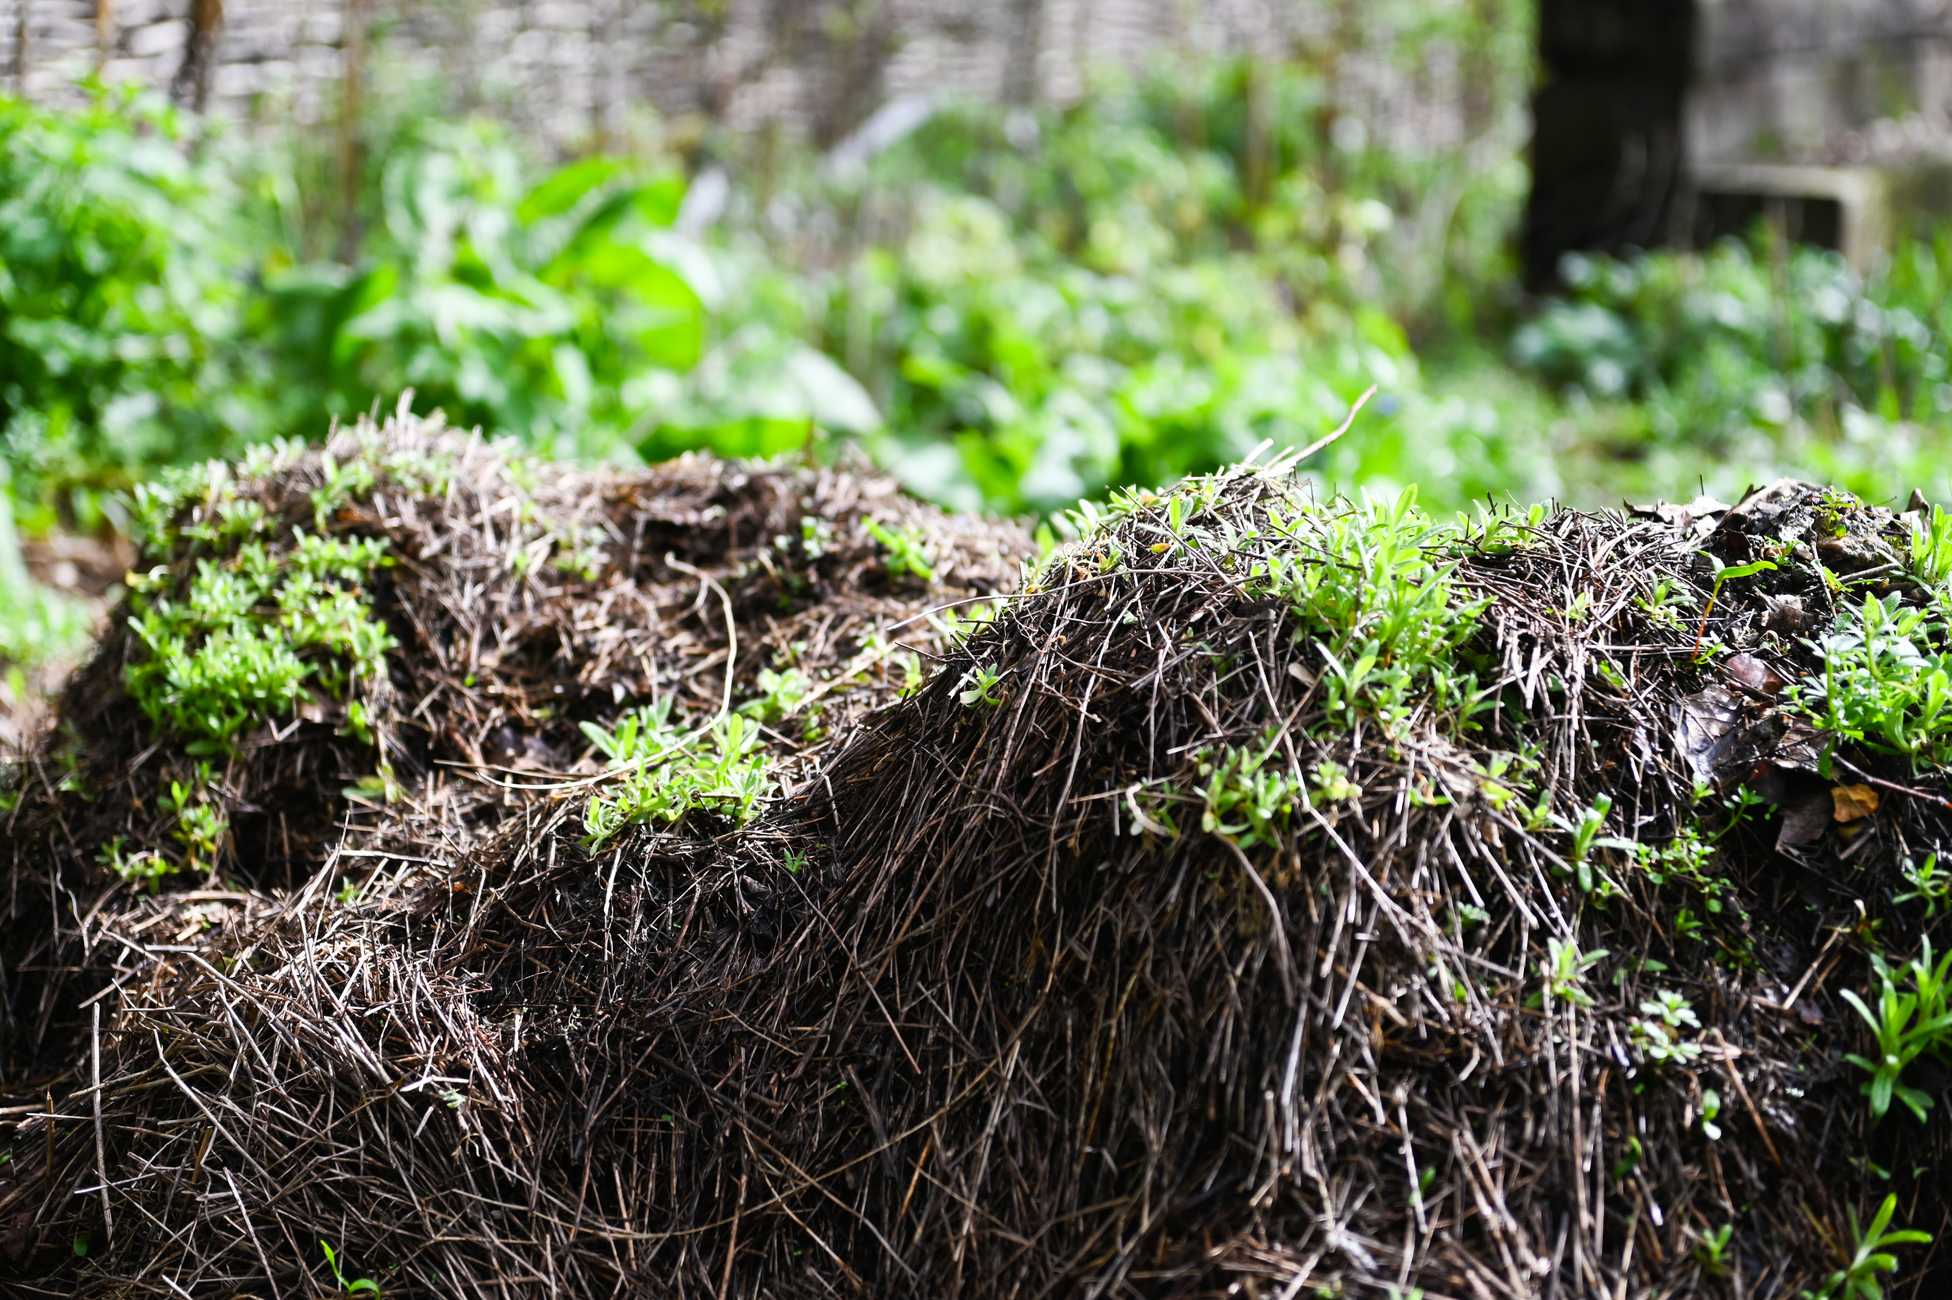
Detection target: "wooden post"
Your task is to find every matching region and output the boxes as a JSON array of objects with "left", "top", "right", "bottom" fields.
[
  {"left": 338, "top": 0, "right": 371, "bottom": 261},
  {"left": 12, "top": 0, "right": 29, "bottom": 96},
  {"left": 95, "top": 0, "right": 114, "bottom": 74},
  {"left": 1005, "top": 0, "right": 1044, "bottom": 104},
  {"left": 1522, "top": 0, "right": 1697, "bottom": 291},
  {"left": 172, "top": 0, "right": 223, "bottom": 109}
]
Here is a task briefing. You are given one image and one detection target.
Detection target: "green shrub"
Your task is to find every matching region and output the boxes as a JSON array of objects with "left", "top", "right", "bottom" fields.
[{"left": 0, "top": 84, "right": 261, "bottom": 530}]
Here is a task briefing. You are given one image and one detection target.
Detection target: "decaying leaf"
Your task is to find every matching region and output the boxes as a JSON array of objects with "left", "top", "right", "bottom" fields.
[{"left": 1831, "top": 783, "right": 1880, "bottom": 824}]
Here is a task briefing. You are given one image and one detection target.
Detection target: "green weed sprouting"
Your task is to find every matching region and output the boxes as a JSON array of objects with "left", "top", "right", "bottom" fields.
[
  {"left": 110, "top": 458, "right": 401, "bottom": 885},
  {"left": 1693, "top": 1223, "right": 1734, "bottom": 1277},
  {"left": 1793, "top": 592, "right": 1952, "bottom": 768},
  {"left": 1197, "top": 736, "right": 1304, "bottom": 849},
  {"left": 1840, "top": 939, "right": 1952, "bottom": 1123},
  {"left": 1251, "top": 487, "right": 1490, "bottom": 734},
  {"left": 96, "top": 835, "right": 171, "bottom": 891},
  {"left": 319, "top": 1238, "right": 381, "bottom": 1296},
  {"left": 1694, "top": 557, "right": 1776, "bottom": 654},
  {"left": 1633, "top": 826, "right": 1731, "bottom": 931},
  {"left": 1635, "top": 574, "right": 1697, "bottom": 631},
  {"left": 1895, "top": 853, "right": 1950, "bottom": 918},
  {"left": 1538, "top": 937, "right": 1607, "bottom": 1009},
  {"left": 864, "top": 518, "right": 937, "bottom": 583},
  {"left": 1309, "top": 759, "right": 1362, "bottom": 806},
  {"left": 1909, "top": 504, "right": 1952, "bottom": 588},
  {"left": 957, "top": 663, "right": 1004, "bottom": 709},
  {"left": 1631, "top": 990, "right": 1703, "bottom": 1066},
  {"left": 123, "top": 530, "right": 395, "bottom": 751},
  {"left": 739, "top": 666, "right": 813, "bottom": 724},
  {"left": 1802, "top": 1194, "right": 1932, "bottom": 1300},
  {"left": 1561, "top": 792, "right": 1614, "bottom": 893},
  {"left": 580, "top": 702, "right": 773, "bottom": 847}
]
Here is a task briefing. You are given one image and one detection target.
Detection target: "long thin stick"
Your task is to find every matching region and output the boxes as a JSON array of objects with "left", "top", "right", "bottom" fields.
[
  {"left": 93, "top": 1003, "right": 113, "bottom": 1243},
  {"left": 1294, "top": 383, "right": 1379, "bottom": 465}
]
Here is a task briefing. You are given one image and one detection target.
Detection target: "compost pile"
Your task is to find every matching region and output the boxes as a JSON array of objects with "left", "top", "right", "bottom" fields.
[{"left": 3, "top": 419, "right": 1949, "bottom": 1299}]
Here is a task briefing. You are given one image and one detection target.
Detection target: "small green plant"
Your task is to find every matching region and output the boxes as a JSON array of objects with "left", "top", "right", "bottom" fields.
[
  {"left": 740, "top": 666, "right": 813, "bottom": 724},
  {"left": 865, "top": 518, "right": 937, "bottom": 583},
  {"left": 1695, "top": 557, "right": 1776, "bottom": 654},
  {"left": 1251, "top": 488, "right": 1491, "bottom": 734},
  {"left": 1803, "top": 1194, "right": 1931, "bottom": 1300},
  {"left": 1538, "top": 937, "right": 1607, "bottom": 1009},
  {"left": 1309, "top": 759, "right": 1362, "bottom": 806},
  {"left": 97, "top": 835, "right": 174, "bottom": 891},
  {"left": 1636, "top": 575, "right": 1696, "bottom": 631},
  {"left": 1699, "top": 1088, "right": 1723, "bottom": 1141},
  {"left": 163, "top": 778, "right": 229, "bottom": 868},
  {"left": 1198, "top": 735, "right": 1304, "bottom": 849},
  {"left": 1693, "top": 1222, "right": 1734, "bottom": 1277},
  {"left": 1612, "top": 1135, "right": 1643, "bottom": 1182},
  {"left": 310, "top": 451, "right": 379, "bottom": 525},
  {"left": 798, "top": 515, "right": 835, "bottom": 558},
  {"left": 1895, "top": 853, "right": 1950, "bottom": 918},
  {"left": 1841, "top": 940, "right": 1952, "bottom": 1122},
  {"left": 1630, "top": 986, "right": 1702, "bottom": 1064},
  {"left": 1640, "top": 989, "right": 1701, "bottom": 1031},
  {"left": 1634, "top": 826, "right": 1731, "bottom": 928},
  {"left": 894, "top": 651, "right": 926, "bottom": 700},
  {"left": 320, "top": 1238, "right": 382, "bottom": 1295},
  {"left": 123, "top": 526, "right": 395, "bottom": 751},
  {"left": 1909, "top": 504, "right": 1952, "bottom": 587},
  {"left": 1794, "top": 593, "right": 1952, "bottom": 768},
  {"left": 1557, "top": 792, "right": 1619, "bottom": 892},
  {"left": 550, "top": 525, "right": 605, "bottom": 582},
  {"left": 581, "top": 704, "right": 774, "bottom": 846},
  {"left": 958, "top": 662, "right": 1005, "bottom": 709}
]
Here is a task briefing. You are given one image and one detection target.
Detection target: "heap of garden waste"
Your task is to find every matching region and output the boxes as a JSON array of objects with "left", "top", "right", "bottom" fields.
[{"left": 3, "top": 413, "right": 1950, "bottom": 1298}]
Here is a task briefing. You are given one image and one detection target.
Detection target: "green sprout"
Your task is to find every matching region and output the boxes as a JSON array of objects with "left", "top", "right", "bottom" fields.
[
  {"left": 1841, "top": 939, "right": 1952, "bottom": 1122},
  {"left": 320, "top": 1239, "right": 381, "bottom": 1295},
  {"left": 1804, "top": 1195, "right": 1931, "bottom": 1300}
]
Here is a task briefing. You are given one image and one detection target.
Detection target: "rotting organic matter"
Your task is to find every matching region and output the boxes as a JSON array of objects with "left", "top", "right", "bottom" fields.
[{"left": 3, "top": 434, "right": 1951, "bottom": 1298}]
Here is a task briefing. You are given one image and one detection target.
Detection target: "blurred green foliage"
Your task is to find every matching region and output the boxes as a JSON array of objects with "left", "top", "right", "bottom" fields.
[
  {"left": 1510, "top": 237, "right": 1952, "bottom": 506},
  {"left": 9, "top": 32, "right": 1952, "bottom": 680},
  {"left": 0, "top": 84, "right": 869, "bottom": 538},
  {"left": 794, "top": 56, "right": 1528, "bottom": 511},
  {"left": 0, "top": 87, "right": 256, "bottom": 535}
]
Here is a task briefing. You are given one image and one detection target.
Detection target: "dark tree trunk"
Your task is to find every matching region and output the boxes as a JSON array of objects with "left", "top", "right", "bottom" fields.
[
  {"left": 172, "top": 0, "right": 224, "bottom": 110},
  {"left": 1522, "top": 0, "right": 1697, "bottom": 292}
]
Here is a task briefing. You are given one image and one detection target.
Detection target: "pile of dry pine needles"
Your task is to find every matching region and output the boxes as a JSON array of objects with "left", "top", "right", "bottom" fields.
[{"left": 2, "top": 412, "right": 1948, "bottom": 1298}]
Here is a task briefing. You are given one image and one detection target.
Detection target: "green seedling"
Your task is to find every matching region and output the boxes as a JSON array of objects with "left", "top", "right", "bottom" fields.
[
  {"left": 1636, "top": 575, "right": 1696, "bottom": 631},
  {"left": 1909, "top": 504, "right": 1952, "bottom": 587},
  {"left": 1804, "top": 1194, "right": 1931, "bottom": 1300},
  {"left": 1693, "top": 1222, "right": 1734, "bottom": 1276},
  {"left": 1539, "top": 938, "right": 1607, "bottom": 1009},
  {"left": 320, "top": 1239, "right": 381, "bottom": 1295},
  {"left": 958, "top": 663, "right": 1004, "bottom": 709},
  {"left": 581, "top": 703, "right": 774, "bottom": 846},
  {"left": 97, "top": 835, "right": 175, "bottom": 891},
  {"left": 1795, "top": 593, "right": 1952, "bottom": 768},
  {"left": 740, "top": 666, "right": 813, "bottom": 724},
  {"left": 1700, "top": 1088, "right": 1723, "bottom": 1141},
  {"left": 1309, "top": 759, "right": 1363, "bottom": 806},
  {"left": 1841, "top": 940, "right": 1952, "bottom": 1122},
  {"left": 1252, "top": 487, "right": 1490, "bottom": 734},
  {"left": 864, "top": 518, "right": 936, "bottom": 583},
  {"left": 1564, "top": 793, "right": 1613, "bottom": 893},
  {"left": 1199, "top": 735, "right": 1304, "bottom": 849},
  {"left": 1896, "top": 854, "right": 1950, "bottom": 918},
  {"left": 1694, "top": 557, "right": 1776, "bottom": 656}
]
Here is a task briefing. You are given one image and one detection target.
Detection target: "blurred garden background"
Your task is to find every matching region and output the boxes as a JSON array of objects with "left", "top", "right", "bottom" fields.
[{"left": 7, "top": 0, "right": 1952, "bottom": 714}]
